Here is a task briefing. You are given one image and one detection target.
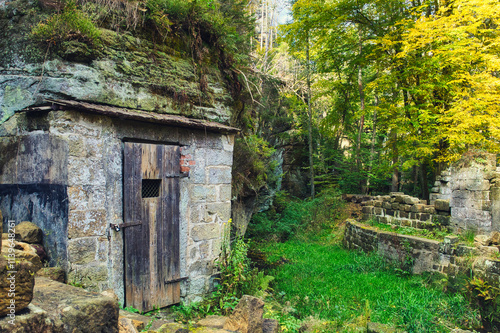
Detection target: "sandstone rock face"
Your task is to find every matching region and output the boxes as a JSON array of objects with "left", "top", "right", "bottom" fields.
[
  {"left": 36, "top": 267, "right": 66, "bottom": 283},
  {"left": 15, "top": 221, "right": 43, "bottom": 244},
  {"left": 32, "top": 277, "right": 119, "bottom": 333},
  {"left": 0, "top": 256, "right": 35, "bottom": 317},
  {"left": 223, "top": 295, "right": 265, "bottom": 333}
]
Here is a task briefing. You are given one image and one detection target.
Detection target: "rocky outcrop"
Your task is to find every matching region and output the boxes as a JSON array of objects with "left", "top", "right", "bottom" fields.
[{"left": 0, "top": 0, "right": 234, "bottom": 124}]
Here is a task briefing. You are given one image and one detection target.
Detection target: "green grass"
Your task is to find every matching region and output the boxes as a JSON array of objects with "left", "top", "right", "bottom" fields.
[
  {"left": 260, "top": 238, "right": 480, "bottom": 332},
  {"left": 365, "top": 219, "right": 451, "bottom": 241}
]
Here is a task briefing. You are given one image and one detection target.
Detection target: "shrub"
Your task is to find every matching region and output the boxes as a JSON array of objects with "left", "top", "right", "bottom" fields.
[{"left": 32, "top": 0, "right": 101, "bottom": 45}]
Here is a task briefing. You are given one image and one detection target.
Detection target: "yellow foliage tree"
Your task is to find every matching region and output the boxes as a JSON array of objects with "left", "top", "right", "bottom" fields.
[{"left": 396, "top": 0, "right": 500, "bottom": 162}]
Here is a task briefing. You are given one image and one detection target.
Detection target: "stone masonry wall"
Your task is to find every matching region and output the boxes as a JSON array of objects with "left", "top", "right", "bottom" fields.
[
  {"left": 431, "top": 153, "right": 500, "bottom": 233},
  {"left": 345, "top": 192, "right": 452, "bottom": 231},
  {"left": 0, "top": 110, "right": 234, "bottom": 304},
  {"left": 344, "top": 220, "right": 500, "bottom": 283}
]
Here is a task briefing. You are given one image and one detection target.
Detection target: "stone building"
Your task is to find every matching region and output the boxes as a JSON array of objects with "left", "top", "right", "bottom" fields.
[
  {"left": 0, "top": 99, "right": 237, "bottom": 311},
  {"left": 0, "top": 0, "right": 243, "bottom": 311}
]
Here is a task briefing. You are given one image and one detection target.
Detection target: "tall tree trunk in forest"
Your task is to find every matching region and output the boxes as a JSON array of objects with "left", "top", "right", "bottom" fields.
[
  {"left": 306, "top": 32, "right": 315, "bottom": 198},
  {"left": 391, "top": 130, "right": 399, "bottom": 192},
  {"left": 420, "top": 161, "right": 429, "bottom": 201},
  {"left": 366, "top": 95, "right": 378, "bottom": 193},
  {"left": 357, "top": 29, "right": 366, "bottom": 193}
]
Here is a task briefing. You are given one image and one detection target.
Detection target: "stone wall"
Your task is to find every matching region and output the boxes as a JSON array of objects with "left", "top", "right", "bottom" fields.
[
  {"left": 346, "top": 192, "right": 451, "bottom": 231},
  {"left": 431, "top": 153, "right": 500, "bottom": 233},
  {"left": 344, "top": 220, "right": 500, "bottom": 283},
  {"left": 0, "top": 109, "right": 234, "bottom": 304}
]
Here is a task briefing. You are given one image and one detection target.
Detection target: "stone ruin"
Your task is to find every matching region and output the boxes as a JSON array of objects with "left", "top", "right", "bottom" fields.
[{"left": 346, "top": 152, "right": 500, "bottom": 234}]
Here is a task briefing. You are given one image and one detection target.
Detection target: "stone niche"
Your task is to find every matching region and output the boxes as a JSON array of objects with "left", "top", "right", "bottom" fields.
[{"left": 0, "top": 101, "right": 238, "bottom": 306}]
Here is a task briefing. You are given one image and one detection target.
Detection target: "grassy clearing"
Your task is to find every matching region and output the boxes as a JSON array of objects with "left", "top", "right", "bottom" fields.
[{"left": 258, "top": 236, "right": 481, "bottom": 332}]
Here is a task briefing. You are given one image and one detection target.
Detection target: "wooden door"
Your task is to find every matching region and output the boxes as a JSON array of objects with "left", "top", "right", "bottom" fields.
[{"left": 123, "top": 142, "right": 181, "bottom": 312}]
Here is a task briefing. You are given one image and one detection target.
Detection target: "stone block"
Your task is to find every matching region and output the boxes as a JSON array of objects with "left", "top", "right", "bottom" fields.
[
  {"left": 0, "top": 304, "right": 60, "bottom": 332},
  {"left": 434, "top": 199, "right": 450, "bottom": 212},
  {"left": 411, "top": 204, "right": 425, "bottom": 213},
  {"left": 391, "top": 203, "right": 400, "bottom": 210},
  {"left": 206, "top": 202, "right": 231, "bottom": 222},
  {"left": 404, "top": 205, "right": 412, "bottom": 212},
  {"left": 382, "top": 202, "right": 392, "bottom": 209},
  {"left": 32, "top": 277, "right": 118, "bottom": 332},
  {"left": 14, "top": 221, "right": 43, "bottom": 244},
  {"left": 219, "top": 184, "right": 232, "bottom": 201},
  {"left": 207, "top": 166, "right": 232, "bottom": 184},
  {"left": 385, "top": 210, "right": 395, "bottom": 217},
  {"left": 423, "top": 206, "right": 436, "bottom": 214},
  {"left": 419, "top": 213, "right": 431, "bottom": 222},
  {"left": 373, "top": 201, "right": 383, "bottom": 207},
  {"left": 374, "top": 207, "right": 384, "bottom": 215},
  {"left": 433, "top": 215, "right": 450, "bottom": 226},
  {"left": 362, "top": 206, "right": 374, "bottom": 214},
  {"left": 404, "top": 196, "right": 419, "bottom": 205},
  {"left": 191, "top": 223, "right": 220, "bottom": 241},
  {"left": 68, "top": 209, "right": 107, "bottom": 238},
  {"left": 400, "top": 211, "right": 409, "bottom": 219},
  {"left": 68, "top": 238, "right": 97, "bottom": 264},
  {"left": 191, "top": 185, "right": 217, "bottom": 202}
]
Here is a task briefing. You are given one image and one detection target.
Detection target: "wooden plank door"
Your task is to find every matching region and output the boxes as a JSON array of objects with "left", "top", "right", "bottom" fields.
[{"left": 123, "top": 142, "right": 181, "bottom": 312}]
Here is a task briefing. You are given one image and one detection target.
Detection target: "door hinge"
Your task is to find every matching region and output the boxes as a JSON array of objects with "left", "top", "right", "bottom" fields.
[{"left": 165, "top": 276, "right": 188, "bottom": 284}]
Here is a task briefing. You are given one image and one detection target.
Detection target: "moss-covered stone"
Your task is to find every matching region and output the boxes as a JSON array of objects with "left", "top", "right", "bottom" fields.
[{"left": 0, "top": 0, "right": 234, "bottom": 124}]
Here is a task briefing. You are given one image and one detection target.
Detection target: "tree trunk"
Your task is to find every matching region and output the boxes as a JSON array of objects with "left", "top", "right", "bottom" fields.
[
  {"left": 420, "top": 161, "right": 429, "bottom": 201},
  {"left": 306, "top": 32, "right": 315, "bottom": 198},
  {"left": 391, "top": 130, "right": 399, "bottom": 192},
  {"left": 357, "top": 28, "right": 366, "bottom": 193},
  {"left": 366, "top": 95, "right": 378, "bottom": 193}
]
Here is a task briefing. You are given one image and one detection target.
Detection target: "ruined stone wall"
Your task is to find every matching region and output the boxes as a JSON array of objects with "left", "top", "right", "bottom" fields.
[
  {"left": 0, "top": 110, "right": 234, "bottom": 304},
  {"left": 344, "top": 220, "right": 500, "bottom": 283},
  {"left": 431, "top": 153, "right": 500, "bottom": 233},
  {"left": 346, "top": 192, "right": 452, "bottom": 230}
]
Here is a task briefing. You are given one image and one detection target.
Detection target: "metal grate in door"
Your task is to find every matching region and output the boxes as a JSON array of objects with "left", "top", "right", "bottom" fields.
[{"left": 142, "top": 179, "right": 161, "bottom": 198}]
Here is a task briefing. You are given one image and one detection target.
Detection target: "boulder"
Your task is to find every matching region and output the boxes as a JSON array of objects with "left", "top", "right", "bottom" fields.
[
  {"left": 119, "top": 317, "right": 139, "bottom": 333},
  {"left": 36, "top": 267, "right": 66, "bottom": 283},
  {"left": 15, "top": 221, "right": 43, "bottom": 244},
  {"left": 32, "top": 277, "right": 119, "bottom": 333},
  {"left": 0, "top": 304, "right": 62, "bottom": 332},
  {"left": 0, "top": 256, "right": 36, "bottom": 317},
  {"left": 30, "top": 243, "right": 48, "bottom": 262},
  {"left": 101, "top": 289, "right": 119, "bottom": 302},
  {"left": 488, "top": 231, "right": 500, "bottom": 246},
  {"left": 223, "top": 295, "right": 265, "bottom": 333},
  {"left": 262, "top": 319, "right": 280, "bottom": 333},
  {"left": 1, "top": 241, "right": 43, "bottom": 272}
]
